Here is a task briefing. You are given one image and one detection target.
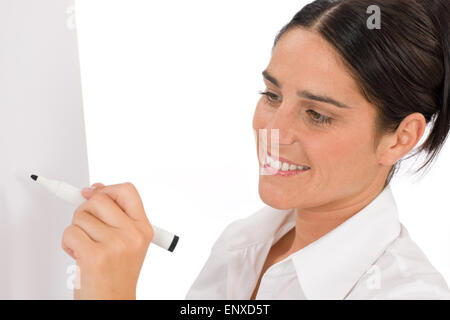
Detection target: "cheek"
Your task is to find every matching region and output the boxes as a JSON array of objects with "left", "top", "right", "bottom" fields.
[{"left": 306, "top": 128, "right": 372, "bottom": 173}]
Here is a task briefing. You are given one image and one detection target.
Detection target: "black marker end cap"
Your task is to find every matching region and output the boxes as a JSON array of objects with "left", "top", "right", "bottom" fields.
[
  {"left": 30, "top": 174, "right": 38, "bottom": 181},
  {"left": 168, "top": 235, "right": 179, "bottom": 252}
]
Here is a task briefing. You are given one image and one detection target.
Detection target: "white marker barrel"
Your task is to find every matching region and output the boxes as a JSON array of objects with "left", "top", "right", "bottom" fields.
[
  {"left": 37, "top": 176, "right": 86, "bottom": 205},
  {"left": 152, "top": 225, "right": 179, "bottom": 252},
  {"left": 32, "top": 175, "right": 179, "bottom": 252}
]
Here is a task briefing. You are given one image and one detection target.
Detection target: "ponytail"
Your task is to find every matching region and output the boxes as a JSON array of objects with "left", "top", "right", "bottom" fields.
[{"left": 414, "top": 0, "right": 450, "bottom": 173}]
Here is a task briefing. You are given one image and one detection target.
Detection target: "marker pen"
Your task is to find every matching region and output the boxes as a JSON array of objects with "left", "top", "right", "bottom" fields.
[{"left": 30, "top": 174, "right": 179, "bottom": 252}]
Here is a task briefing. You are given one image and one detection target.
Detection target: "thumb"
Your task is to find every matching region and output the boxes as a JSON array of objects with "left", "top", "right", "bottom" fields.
[{"left": 81, "top": 182, "right": 105, "bottom": 199}]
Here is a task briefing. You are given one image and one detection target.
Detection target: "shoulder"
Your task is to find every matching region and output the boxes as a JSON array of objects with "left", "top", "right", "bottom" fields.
[
  {"left": 185, "top": 205, "right": 288, "bottom": 299},
  {"left": 355, "top": 224, "right": 450, "bottom": 299},
  {"left": 211, "top": 205, "right": 294, "bottom": 251}
]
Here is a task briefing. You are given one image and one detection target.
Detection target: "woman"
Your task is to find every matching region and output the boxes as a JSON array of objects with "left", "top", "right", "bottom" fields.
[{"left": 62, "top": 0, "right": 450, "bottom": 299}]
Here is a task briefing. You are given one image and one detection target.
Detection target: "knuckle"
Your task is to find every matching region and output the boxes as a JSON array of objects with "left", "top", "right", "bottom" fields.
[
  {"left": 123, "top": 227, "right": 147, "bottom": 250},
  {"left": 88, "top": 193, "right": 109, "bottom": 211},
  {"left": 90, "top": 192, "right": 107, "bottom": 203},
  {"left": 62, "top": 224, "right": 75, "bottom": 238},
  {"left": 61, "top": 228, "right": 69, "bottom": 248},
  {"left": 123, "top": 182, "right": 137, "bottom": 192},
  {"left": 134, "top": 229, "right": 150, "bottom": 249},
  {"left": 135, "top": 232, "right": 147, "bottom": 249},
  {"left": 71, "top": 210, "right": 85, "bottom": 225},
  {"left": 144, "top": 224, "right": 154, "bottom": 244},
  {"left": 92, "top": 182, "right": 104, "bottom": 188},
  {"left": 61, "top": 225, "right": 78, "bottom": 248}
]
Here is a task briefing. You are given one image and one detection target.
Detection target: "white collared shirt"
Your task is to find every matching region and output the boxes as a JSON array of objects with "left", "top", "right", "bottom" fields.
[{"left": 185, "top": 185, "right": 450, "bottom": 299}]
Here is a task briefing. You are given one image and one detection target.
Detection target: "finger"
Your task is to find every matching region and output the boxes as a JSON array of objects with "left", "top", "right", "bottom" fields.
[
  {"left": 71, "top": 210, "right": 113, "bottom": 243},
  {"left": 91, "top": 182, "right": 105, "bottom": 188},
  {"left": 62, "top": 224, "right": 95, "bottom": 260},
  {"left": 77, "top": 192, "right": 131, "bottom": 228},
  {"left": 63, "top": 246, "right": 76, "bottom": 260},
  {"left": 81, "top": 182, "right": 105, "bottom": 199},
  {"left": 94, "top": 182, "right": 147, "bottom": 221}
]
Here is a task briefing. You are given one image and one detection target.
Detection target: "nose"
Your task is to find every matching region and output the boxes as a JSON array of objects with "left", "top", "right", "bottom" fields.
[
  {"left": 254, "top": 106, "right": 297, "bottom": 159},
  {"left": 266, "top": 103, "right": 297, "bottom": 146}
]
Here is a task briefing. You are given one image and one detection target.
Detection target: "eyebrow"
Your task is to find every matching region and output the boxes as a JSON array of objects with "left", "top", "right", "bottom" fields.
[{"left": 262, "top": 70, "right": 352, "bottom": 109}]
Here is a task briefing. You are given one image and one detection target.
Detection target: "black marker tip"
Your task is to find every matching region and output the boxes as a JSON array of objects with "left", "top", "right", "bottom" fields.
[{"left": 30, "top": 174, "right": 38, "bottom": 181}]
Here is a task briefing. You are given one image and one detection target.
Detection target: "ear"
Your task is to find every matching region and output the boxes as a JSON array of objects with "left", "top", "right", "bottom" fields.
[{"left": 377, "top": 112, "right": 426, "bottom": 166}]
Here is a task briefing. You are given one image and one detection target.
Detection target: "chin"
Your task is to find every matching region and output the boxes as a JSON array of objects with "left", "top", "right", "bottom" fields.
[{"left": 258, "top": 183, "right": 296, "bottom": 210}]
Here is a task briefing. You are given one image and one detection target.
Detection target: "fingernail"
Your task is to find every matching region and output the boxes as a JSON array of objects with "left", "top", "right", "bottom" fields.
[{"left": 82, "top": 185, "right": 96, "bottom": 194}]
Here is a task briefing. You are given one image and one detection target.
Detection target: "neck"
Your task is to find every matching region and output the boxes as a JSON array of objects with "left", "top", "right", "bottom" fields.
[{"left": 288, "top": 180, "right": 387, "bottom": 254}]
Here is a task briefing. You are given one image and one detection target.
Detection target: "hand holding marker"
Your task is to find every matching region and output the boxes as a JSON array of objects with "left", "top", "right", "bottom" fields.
[{"left": 30, "top": 174, "right": 179, "bottom": 252}]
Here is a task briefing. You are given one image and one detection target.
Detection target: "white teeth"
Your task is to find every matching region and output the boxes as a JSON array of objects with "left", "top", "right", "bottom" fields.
[
  {"left": 273, "top": 160, "right": 281, "bottom": 170},
  {"left": 265, "top": 154, "right": 310, "bottom": 171}
]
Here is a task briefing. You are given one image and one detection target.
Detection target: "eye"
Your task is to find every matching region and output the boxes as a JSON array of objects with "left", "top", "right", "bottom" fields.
[
  {"left": 258, "top": 90, "right": 281, "bottom": 105},
  {"left": 306, "top": 109, "right": 333, "bottom": 125}
]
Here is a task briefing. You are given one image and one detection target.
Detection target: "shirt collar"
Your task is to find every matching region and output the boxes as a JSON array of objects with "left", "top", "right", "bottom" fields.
[
  {"left": 224, "top": 185, "right": 401, "bottom": 299},
  {"left": 292, "top": 185, "right": 401, "bottom": 299}
]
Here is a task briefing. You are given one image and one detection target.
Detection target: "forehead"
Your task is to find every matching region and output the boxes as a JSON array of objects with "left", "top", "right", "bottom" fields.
[{"left": 268, "top": 27, "right": 363, "bottom": 102}]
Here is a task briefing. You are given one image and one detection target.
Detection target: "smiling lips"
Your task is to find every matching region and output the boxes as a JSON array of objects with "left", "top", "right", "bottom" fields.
[
  {"left": 265, "top": 151, "right": 311, "bottom": 171},
  {"left": 261, "top": 152, "right": 311, "bottom": 177}
]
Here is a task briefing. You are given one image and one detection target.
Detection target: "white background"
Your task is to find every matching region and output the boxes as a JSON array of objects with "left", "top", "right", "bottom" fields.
[{"left": 74, "top": 0, "right": 450, "bottom": 299}]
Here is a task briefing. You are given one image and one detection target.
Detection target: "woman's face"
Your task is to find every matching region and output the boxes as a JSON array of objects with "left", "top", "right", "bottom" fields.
[{"left": 253, "top": 27, "right": 390, "bottom": 211}]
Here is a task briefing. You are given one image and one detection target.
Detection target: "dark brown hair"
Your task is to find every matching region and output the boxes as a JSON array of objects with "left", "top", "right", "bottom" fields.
[{"left": 274, "top": 0, "right": 450, "bottom": 187}]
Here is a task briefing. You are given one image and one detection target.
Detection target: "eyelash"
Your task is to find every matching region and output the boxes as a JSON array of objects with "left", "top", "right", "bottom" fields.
[{"left": 258, "top": 90, "right": 333, "bottom": 125}]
